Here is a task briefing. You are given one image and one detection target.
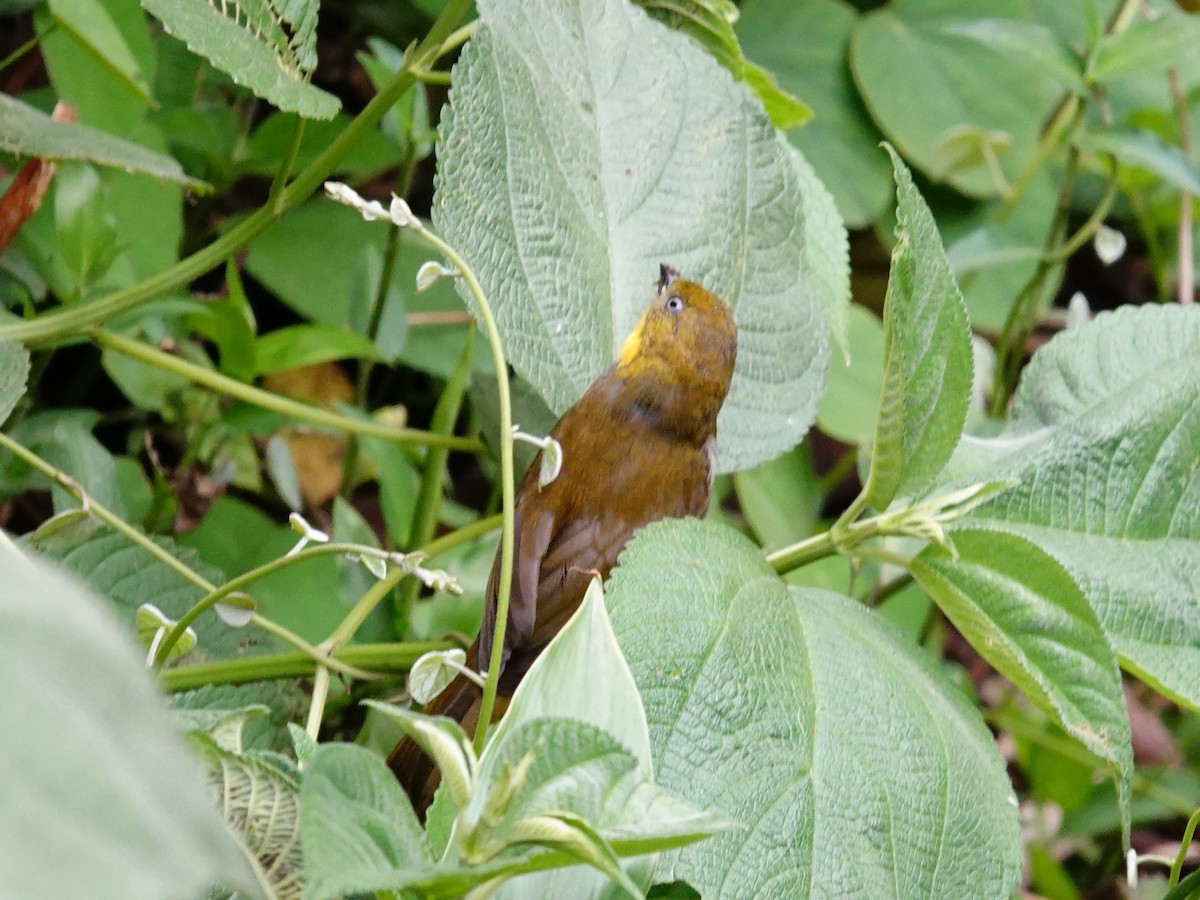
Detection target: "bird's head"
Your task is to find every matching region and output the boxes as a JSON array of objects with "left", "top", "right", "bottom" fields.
[{"left": 613, "top": 265, "right": 737, "bottom": 442}]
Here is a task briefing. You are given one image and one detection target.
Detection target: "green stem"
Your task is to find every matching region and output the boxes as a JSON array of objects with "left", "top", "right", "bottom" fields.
[
  {"left": 1170, "top": 807, "right": 1200, "bottom": 887},
  {"left": 990, "top": 126, "right": 1081, "bottom": 416},
  {"left": 0, "top": 0, "right": 474, "bottom": 346},
  {"left": 305, "top": 665, "right": 332, "bottom": 740},
  {"left": 1043, "top": 164, "right": 1120, "bottom": 264},
  {"left": 0, "top": 430, "right": 213, "bottom": 593},
  {"left": 0, "top": 23, "right": 55, "bottom": 74},
  {"left": 152, "top": 541, "right": 404, "bottom": 666},
  {"left": 403, "top": 229, "right": 516, "bottom": 755},
  {"left": 268, "top": 117, "right": 307, "bottom": 211},
  {"left": 92, "top": 327, "right": 483, "bottom": 453},
  {"left": 247, "top": 613, "right": 380, "bottom": 681},
  {"left": 326, "top": 512, "right": 502, "bottom": 652},
  {"left": 398, "top": 330, "right": 476, "bottom": 629},
  {"left": 159, "top": 641, "right": 450, "bottom": 691}
]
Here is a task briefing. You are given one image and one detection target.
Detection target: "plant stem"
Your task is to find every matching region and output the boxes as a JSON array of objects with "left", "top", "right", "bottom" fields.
[
  {"left": 1170, "top": 807, "right": 1200, "bottom": 887},
  {"left": 397, "top": 330, "right": 475, "bottom": 629},
  {"left": 0, "top": 430, "right": 212, "bottom": 593},
  {"left": 1169, "top": 66, "right": 1195, "bottom": 306},
  {"left": 1043, "top": 165, "right": 1119, "bottom": 264},
  {"left": 159, "top": 641, "right": 450, "bottom": 691},
  {"left": 0, "top": 0, "right": 474, "bottom": 345},
  {"left": 388, "top": 224, "right": 514, "bottom": 754},
  {"left": 305, "top": 665, "right": 332, "bottom": 740},
  {"left": 268, "top": 117, "right": 307, "bottom": 211},
  {"left": 153, "top": 541, "right": 405, "bottom": 665},
  {"left": 91, "top": 327, "right": 483, "bottom": 453}
]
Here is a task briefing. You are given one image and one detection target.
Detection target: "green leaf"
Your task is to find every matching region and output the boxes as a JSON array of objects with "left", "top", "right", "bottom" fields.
[
  {"left": 0, "top": 340, "right": 30, "bottom": 427},
  {"left": 190, "top": 732, "right": 303, "bottom": 898},
  {"left": 607, "top": 518, "right": 1020, "bottom": 897},
  {"left": 867, "top": 147, "right": 972, "bottom": 510},
  {"left": 0, "top": 540, "right": 265, "bottom": 900},
  {"left": 815, "top": 302, "right": 884, "bottom": 446},
  {"left": 850, "top": 2, "right": 1063, "bottom": 197},
  {"left": 737, "top": 0, "right": 891, "bottom": 228},
  {"left": 477, "top": 577, "right": 658, "bottom": 898},
  {"left": 909, "top": 527, "right": 1131, "bottom": 839},
  {"left": 1090, "top": 12, "right": 1200, "bottom": 83},
  {"left": 733, "top": 444, "right": 822, "bottom": 552},
  {"left": 941, "top": 19, "right": 1084, "bottom": 93},
  {"left": 2, "top": 410, "right": 127, "bottom": 517},
  {"left": 48, "top": 0, "right": 151, "bottom": 102},
  {"left": 487, "top": 578, "right": 651, "bottom": 772},
  {"left": 254, "top": 323, "right": 384, "bottom": 376},
  {"left": 139, "top": 0, "right": 339, "bottom": 119},
  {"left": 35, "top": 528, "right": 271, "bottom": 661},
  {"left": 945, "top": 304, "right": 1200, "bottom": 710},
  {"left": 636, "top": 0, "right": 812, "bottom": 132},
  {"left": 436, "top": 0, "right": 848, "bottom": 471},
  {"left": 300, "top": 743, "right": 432, "bottom": 900},
  {"left": 35, "top": 0, "right": 151, "bottom": 133},
  {"left": 0, "top": 93, "right": 204, "bottom": 187},
  {"left": 1076, "top": 127, "right": 1200, "bottom": 196}
]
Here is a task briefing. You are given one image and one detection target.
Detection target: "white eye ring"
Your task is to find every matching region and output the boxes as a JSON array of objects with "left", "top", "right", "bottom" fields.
[{"left": 665, "top": 295, "right": 685, "bottom": 313}]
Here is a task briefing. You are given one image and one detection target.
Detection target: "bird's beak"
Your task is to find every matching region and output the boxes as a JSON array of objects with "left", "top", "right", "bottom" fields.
[{"left": 658, "top": 264, "right": 680, "bottom": 292}]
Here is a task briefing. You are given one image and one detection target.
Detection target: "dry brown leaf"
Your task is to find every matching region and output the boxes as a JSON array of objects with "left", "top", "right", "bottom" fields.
[{"left": 263, "top": 362, "right": 354, "bottom": 506}]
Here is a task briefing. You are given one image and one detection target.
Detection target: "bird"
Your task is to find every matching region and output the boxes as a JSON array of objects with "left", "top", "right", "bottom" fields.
[{"left": 388, "top": 264, "right": 737, "bottom": 812}]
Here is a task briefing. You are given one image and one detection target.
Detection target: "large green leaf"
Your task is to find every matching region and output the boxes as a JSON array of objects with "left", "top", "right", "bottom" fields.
[
  {"left": 850, "top": 0, "right": 1063, "bottom": 197},
  {"left": 947, "top": 304, "right": 1200, "bottom": 709},
  {"left": 354, "top": 582, "right": 728, "bottom": 899},
  {"left": 607, "top": 518, "right": 1021, "bottom": 898},
  {"left": 34, "top": 528, "right": 271, "bottom": 662},
  {"left": 300, "top": 743, "right": 431, "bottom": 900},
  {"left": 737, "top": 0, "right": 892, "bottom": 227},
  {"left": 1089, "top": 11, "right": 1200, "bottom": 83},
  {"left": 435, "top": 0, "right": 849, "bottom": 471},
  {"left": 481, "top": 577, "right": 656, "bottom": 899},
  {"left": 866, "top": 148, "right": 972, "bottom": 510},
  {"left": 0, "top": 539, "right": 264, "bottom": 899},
  {"left": 47, "top": 0, "right": 151, "bottom": 103},
  {"left": 139, "top": 0, "right": 338, "bottom": 119},
  {"left": 0, "top": 93, "right": 204, "bottom": 187},
  {"left": 910, "top": 528, "right": 1131, "bottom": 838},
  {"left": 0, "top": 340, "right": 30, "bottom": 428}
]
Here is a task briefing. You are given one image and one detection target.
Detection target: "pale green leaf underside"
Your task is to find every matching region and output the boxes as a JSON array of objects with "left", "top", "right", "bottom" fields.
[
  {"left": 435, "top": 0, "right": 848, "bottom": 471},
  {"left": 0, "top": 93, "right": 204, "bottom": 187},
  {"left": 193, "top": 734, "right": 303, "bottom": 898},
  {"left": 911, "top": 527, "right": 1131, "bottom": 837},
  {"left": 474, "top": 579, "right": 656, "bottom": 899},
  {"left": 0, "top": 340, "right": 30, "bottom": 428},
  {"left": 949, "top": 304, "right": 1200, "bottom": 708},
  {"left": 607, "top": 518, "right": 1020, "bottom": 898},
  {"left": 868, "top": 147, "right": 972, "bottom": 510},
  {"left": 0, "top": 543, "right": 263, "bottom": 900},
  {"left": 139, "top": 0, "right": 339, "bottom": 120}
]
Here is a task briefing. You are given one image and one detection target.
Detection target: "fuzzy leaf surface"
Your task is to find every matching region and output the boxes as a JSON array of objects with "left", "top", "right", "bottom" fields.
[
  {"left": 607, "top": 518, "right": 1021, "bottom": 898},
  {"left": 946, "top": 305, "right": 1200, "bottom": 709},
  {"left": 867, "top": 147, "right": 972, "bottom": 510},
  {"left": 911, "top": 527, "right": 1131, "bottom": 838},
  {"left": 435, "top": 0, "right": 849, "bottom": 471},
  {"left": 0, "top": 542, "right": 263, "bottom": 899}
]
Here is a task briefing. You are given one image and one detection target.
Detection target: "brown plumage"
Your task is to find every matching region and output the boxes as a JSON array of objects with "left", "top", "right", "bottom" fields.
[{"left": 388, "top": 265, "right": 737, "bottom": 811}]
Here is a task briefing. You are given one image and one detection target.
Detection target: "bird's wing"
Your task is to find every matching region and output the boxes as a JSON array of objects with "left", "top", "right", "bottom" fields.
[{"left": 478, "top": 505, "right": 554, "bottom": 671}]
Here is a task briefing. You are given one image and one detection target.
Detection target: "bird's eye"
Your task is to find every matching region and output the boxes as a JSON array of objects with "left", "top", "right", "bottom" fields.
[{"left": 664, "top": 295, "right": 685, "bottom": 313}]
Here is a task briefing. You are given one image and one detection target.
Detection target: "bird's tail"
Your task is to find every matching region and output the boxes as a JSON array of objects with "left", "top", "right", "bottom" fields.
[{"left": 387, "top": 669, "right": 483, "bottom": 816}]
